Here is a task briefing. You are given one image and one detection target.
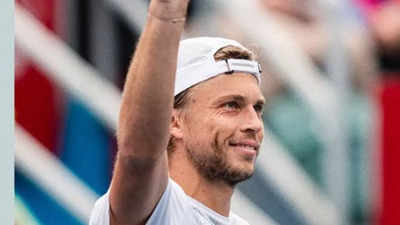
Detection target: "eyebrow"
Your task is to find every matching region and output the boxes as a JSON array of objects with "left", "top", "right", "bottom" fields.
[{"left": 214, "top": 94, "right": 266, "bottom": 105}]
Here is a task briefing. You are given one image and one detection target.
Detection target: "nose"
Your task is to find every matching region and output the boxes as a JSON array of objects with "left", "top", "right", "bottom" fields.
[{"left": 240, "top": 106, "right": 263, "bottom": 135}]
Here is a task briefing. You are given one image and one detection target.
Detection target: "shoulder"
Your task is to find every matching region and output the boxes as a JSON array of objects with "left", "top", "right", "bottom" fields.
[
  {"left": 169, "top": 178, "right": 186, "bottom": 195},
  {"left": 146, "top": 178, "right": 193, "bottom": 225},
  {"left": 89, "top": 179, "right": 193, "bottom": 225},
  {"left": 89, "top": 191, "right": 110, "bottom": 225},
  {"left": 231, "top": 212, "right": 251, "bottom": 225}
]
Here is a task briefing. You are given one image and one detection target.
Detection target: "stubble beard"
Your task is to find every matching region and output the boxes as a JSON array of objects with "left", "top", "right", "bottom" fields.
[{"left": 185, "top": 134, "right": 254, "bottom": 187}]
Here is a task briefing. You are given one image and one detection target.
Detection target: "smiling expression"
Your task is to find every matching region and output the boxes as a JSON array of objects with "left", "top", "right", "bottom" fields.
[{"left": 177, "top": 72, "right": 265, "bottom": 186}]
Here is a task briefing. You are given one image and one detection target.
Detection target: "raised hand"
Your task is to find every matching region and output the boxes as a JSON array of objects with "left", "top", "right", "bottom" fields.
[{"left": 149, "top": 0, "right": 190, "bottom": 21}]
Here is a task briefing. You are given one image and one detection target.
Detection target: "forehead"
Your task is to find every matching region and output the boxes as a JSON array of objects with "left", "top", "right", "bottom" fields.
[{"left": 189, "top": 72, "right": 264, "bottom": 103}]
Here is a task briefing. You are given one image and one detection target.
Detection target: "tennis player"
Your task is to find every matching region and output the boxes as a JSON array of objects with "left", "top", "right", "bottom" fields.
[{"left": 89, "top": 0, "right": 265, "bottom": 224}]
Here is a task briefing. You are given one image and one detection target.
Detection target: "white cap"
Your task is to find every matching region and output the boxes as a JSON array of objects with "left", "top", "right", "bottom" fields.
[{"left": 175, "top": 37, "right": 262, "bottom": 96}]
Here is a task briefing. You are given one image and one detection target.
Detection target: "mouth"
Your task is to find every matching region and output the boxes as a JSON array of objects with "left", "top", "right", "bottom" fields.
[{"left": 228, "top": 140, "right": 259, "bottom": 157}]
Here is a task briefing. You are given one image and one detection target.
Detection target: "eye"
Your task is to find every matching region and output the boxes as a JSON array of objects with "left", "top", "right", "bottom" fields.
[
  {"left": 223, "top": 101, "right": 240, "bottom": 110},
  {"left": 254, "top": 103, "right": 264, "bottom": 114}
]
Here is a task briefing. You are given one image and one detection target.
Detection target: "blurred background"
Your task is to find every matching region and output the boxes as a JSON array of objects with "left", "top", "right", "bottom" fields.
[{"left": 14, "top": 0, "right": 400, "bottom": 224}]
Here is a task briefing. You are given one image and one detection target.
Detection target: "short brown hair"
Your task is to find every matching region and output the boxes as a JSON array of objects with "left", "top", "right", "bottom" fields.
[{"left": 167, "top": 45, "right": 256, "bottom": 154}]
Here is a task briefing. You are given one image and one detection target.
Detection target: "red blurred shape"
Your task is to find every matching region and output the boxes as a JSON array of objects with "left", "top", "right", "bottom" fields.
[
  {"left": 15, "top": 0, "right": 64, "bottom": 153},
  {"left": 378, "top": 76, "right": 400, "bottom": 225}
]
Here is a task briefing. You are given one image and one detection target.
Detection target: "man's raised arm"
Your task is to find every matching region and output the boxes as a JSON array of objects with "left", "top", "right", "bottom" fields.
[{"left": 109, "top": 1, "right": 189, "bottom": 225}]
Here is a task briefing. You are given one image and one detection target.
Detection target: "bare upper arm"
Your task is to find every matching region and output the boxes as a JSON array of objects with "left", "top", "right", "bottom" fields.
[
  {"left": 109, "top": 150, "right": 169, "bottom": 225},
  {"left": 106, "top": 0, "right": 189, "bottom": 224}
]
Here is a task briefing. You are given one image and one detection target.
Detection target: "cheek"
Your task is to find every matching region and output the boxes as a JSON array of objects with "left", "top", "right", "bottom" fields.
[
  {"left": 259, "top": 125, "right": 265, "bottom": 139},
  {"left": 183, "top": 116, "right": 215, "bottom": 148},
  {"left": 184, "top": 109, "right": 240, "bottom": 146},
  {"left": 212, "top": 117, "right": 240, "bottom": 148},
  {"left": 215, "top": 115, "right": 241, "bottom": 133},
  {"left": 185, "top": 120, "right": 218, "bottom": 149}
]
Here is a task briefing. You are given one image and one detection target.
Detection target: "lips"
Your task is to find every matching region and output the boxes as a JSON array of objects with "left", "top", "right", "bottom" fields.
[{"left": 228, "top": 140, "right": 259, "bottom": 152}]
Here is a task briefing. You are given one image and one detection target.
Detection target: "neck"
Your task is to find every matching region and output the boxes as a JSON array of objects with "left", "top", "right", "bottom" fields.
[{"left": 169, "top": 151, "right": 234, "bottom": 217}]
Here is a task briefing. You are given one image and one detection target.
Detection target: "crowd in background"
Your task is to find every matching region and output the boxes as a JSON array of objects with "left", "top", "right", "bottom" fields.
[{"left": 15, "top": 0, "right": 400, "bottom": 224}]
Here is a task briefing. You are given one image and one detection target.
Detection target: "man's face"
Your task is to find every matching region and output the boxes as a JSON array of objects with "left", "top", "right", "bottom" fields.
[{"left": 180, "top": 72, "right": 265, "bottom": 186}]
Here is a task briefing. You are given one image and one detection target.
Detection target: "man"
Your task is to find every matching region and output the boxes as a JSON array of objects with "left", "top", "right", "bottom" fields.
[{"left": 89, "top": 0, "right": 265, "bottom": 224}]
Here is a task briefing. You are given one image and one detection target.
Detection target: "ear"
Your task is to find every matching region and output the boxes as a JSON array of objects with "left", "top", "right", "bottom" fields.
[{"left": 170, "top": 110, "right": 184, "bottom": 140}]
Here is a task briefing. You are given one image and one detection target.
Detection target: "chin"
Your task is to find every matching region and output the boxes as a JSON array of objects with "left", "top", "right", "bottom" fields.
[
  {"left": 186, "top": 143, "right": 256, "bottom": 186},
  {"left": 231, "top": 153, "right": 257, "bottom": 173},
  {"left": 222, "top": 162, "right": 255, "bottom": 186}
]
